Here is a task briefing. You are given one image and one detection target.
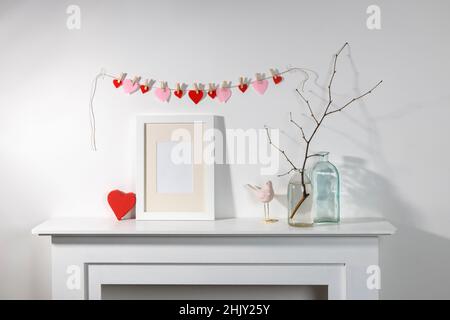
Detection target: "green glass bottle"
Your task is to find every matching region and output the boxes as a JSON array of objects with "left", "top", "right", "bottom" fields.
[{"left": 311, "top": 152, "right": 340, "bottom": 223}]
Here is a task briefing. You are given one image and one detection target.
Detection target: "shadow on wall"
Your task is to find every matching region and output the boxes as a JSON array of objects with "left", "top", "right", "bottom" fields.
[
  {"left": 380, "top": 224, "right": 450, "bottom": 299},
  {"left": 214, "top": 116, "right": 236, "bottom": 219},
  {"left": 340, "top": 156, "right": 450, "bottom": 299},
  {"left": 335, "top": 47, "right": 450, "bottom": 299},
  {"left": 340, "top": 156, "right": 418, "bottom": 223}
]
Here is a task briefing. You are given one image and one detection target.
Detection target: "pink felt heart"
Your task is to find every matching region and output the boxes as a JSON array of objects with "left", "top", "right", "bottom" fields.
[
  {"left": 252, "top": 79, "right": 269, "bottom": 95},
  {"left": 216, "top": 88, "right": 232, "bottom": 103},
  {"left": 154, "top": 87, "right": 171, "bottom": 102},
  {"left": 122, "top": 79, "right": 140, "bottom": 94}
]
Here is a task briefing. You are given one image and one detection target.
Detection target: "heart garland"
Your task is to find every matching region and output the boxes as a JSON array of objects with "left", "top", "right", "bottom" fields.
[
  {"left": 112, "top": 69, "right": 285, "bottom": 104},
  {"left": 91, "top": 67, "right": 296, "bottom": 152}
]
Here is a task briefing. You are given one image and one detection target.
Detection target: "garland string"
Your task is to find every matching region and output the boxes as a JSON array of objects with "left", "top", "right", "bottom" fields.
[{"left": 88, "top": 66, "right": 318, "bottom": 151}]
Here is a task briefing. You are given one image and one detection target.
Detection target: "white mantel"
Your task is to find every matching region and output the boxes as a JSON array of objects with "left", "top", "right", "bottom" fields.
[{"left": 32, "top": 218, "right": 395, "bottom": 300}]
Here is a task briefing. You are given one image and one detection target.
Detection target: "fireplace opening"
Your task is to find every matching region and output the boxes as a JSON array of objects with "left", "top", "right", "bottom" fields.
[{"left": 101, "top": 284, "right": 328, "bottom": 300}]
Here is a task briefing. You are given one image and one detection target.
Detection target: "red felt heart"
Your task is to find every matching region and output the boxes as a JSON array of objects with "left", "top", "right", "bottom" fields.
[
  {"left": 273, "top": 75, "right": 283, "bottom": 84},
  {"left": 113, "top": 79, "right": 122, "bottom": 88},
  {"left": 238, "top": 83, "right": 248, "bottom": 93},
  {"left": 107, "top": 190, "right": 136, "bottom": 221},
  {"left": 174, "top": 90, "right": 184, "bottom": 99},
  {"left": 188, "top": 90, "right": 203, "bottom": 104},
  {"left": 208, "top": 90, "right": 217, "bottom": 99},
  {"left": 140, "top": 85, "right": 150, "bottom": 94}
]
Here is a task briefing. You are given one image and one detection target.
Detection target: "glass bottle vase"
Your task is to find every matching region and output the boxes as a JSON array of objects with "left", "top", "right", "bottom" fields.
[
  {"left": 311, "top": 152, "right": 340, "bottom": 223},
  {"left": 287, "top": 170, "right": 313, "bottom": 227}
]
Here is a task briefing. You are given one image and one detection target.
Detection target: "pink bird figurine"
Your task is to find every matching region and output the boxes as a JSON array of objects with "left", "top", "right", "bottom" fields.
[{"left": 246, "top": 181, "right": 278, "bottom": 223}]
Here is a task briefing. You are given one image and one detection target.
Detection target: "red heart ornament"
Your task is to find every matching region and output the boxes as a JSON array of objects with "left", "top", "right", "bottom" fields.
[
  {"left": 208, "top": 90, "right": 217, "bottom": 99},
  {"left": 140, "top": 85, "right": 150, "bottom": 94},
  {"left": 188, "top": 90, "right": 203, "bottom": 104},
  {"left": 113, "top": 79, "right": 122, "bottom": 88},
  {"left": 238, "top": 84, "right": 248, "bottom": 93},
  {"left": 174, "top": 90, "right": 184, "bottom": 99},
  {"left": 273, "top": 75, "right": 283, "bottom": 84},
  {"left": 107, "top": 190, "right": 136, "bottom": 221}
]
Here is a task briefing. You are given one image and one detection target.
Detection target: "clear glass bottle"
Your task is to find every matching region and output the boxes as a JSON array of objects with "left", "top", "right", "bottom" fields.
[
  {"left": 311, "top": 152, "right": 340, "bottom": 223},
  {"left": 287, "top": 170, "right": 313, "bottom": 227}
]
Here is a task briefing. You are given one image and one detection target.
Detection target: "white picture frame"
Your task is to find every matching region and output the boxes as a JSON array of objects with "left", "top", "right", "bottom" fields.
[{"left": 136, "top": 114, "right": 215, "bottom": 220}]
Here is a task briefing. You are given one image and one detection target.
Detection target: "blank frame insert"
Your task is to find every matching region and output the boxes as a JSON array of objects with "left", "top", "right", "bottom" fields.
[
  {"left": 145, "top": 123, "right": 205, "bottom": 213},
  {"left": 156, "top": 141, "right": 193, "bottom": 194}
]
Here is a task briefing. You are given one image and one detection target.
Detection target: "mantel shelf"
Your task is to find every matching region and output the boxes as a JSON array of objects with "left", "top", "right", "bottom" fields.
[{"left": 32, "top": 217, "right": 395, "bottom": 237}]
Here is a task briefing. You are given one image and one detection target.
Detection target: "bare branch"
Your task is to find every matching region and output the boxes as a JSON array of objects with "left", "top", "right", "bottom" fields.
[
  {"left": 291, "top": 43, "right": 382, "bottom": 220},
  {"left": 289, "top": 112, "right": 308, "bottom": 143},
  {"left": 265, "top": 126, "right": 298, "bottom": 171},
  {"left": 326, "top": 42, "right": 349, "bottom": 113},
  {"left": 326, "top": 80, "right": 383, "bottom": 116},
  {"left": 277, "top": 168, "right": 298, "bottom": 177},
  {"left": 295, "top": 89, "right": 319, "bottom": 124}
]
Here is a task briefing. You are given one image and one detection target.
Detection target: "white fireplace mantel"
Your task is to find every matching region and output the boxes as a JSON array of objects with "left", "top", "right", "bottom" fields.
[{"left": 32, "top": 217, "right": 395, "bottom": 300}]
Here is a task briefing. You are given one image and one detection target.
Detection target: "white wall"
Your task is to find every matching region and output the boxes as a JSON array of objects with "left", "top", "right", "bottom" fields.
[{"left": 1, "top": 0, "right": 450, "bottom": 299}]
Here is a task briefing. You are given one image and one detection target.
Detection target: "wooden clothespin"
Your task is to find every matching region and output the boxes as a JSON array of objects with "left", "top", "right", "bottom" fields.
[
  {"left": 222, "top": 81, "right": 229, "bottom": 88},
  {"left": 269, "top": 69, "right": 278, "bottom": 77},
  {"left": 193, "top": 83, "right": 200, "bottom": 94},
  {"left": 132, "top": 76, "right": 141, "bottom": 85},
  {"left": 239, "top": 77, "right": 244, "bottom": 86},
  {"left": 174, "top": 83, "right": 184, "bottom": 98},
  {"left": 119, "top": 73, "right": 127, "bottom": 82},
  {"left": 142, "top": 79, "right": 150, "bottom": 88},
  {"left": 207, "top": 83, "right": 217, "bottom": 98},
  {"left": 160, "top": 81, "right": 167, "bottom": 90},
  {"left": 255, "top": 73, "right": 262, "bottom": 82}
]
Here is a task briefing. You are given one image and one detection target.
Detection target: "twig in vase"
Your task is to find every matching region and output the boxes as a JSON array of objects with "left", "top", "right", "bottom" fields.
[{"left": 267, "top": 43, "right": 383, "bottom": 221}]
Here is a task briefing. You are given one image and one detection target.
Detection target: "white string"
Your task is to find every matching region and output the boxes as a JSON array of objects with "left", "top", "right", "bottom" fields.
[
  {"left": 88, "top": 66, "right": 315, "bottom": 151},
  {"left": 89, "top": 70, "right": 104, "bottom": 151}
]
